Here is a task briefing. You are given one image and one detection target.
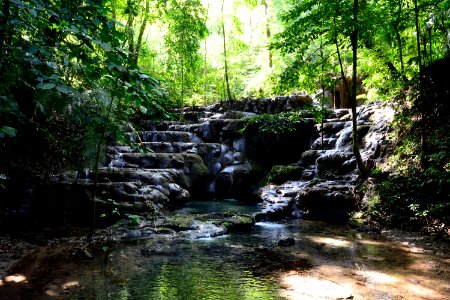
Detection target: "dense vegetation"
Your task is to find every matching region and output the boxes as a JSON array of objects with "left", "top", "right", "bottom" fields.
[{"left": 1, "top": 0, "right": 449, "bottom": 236}]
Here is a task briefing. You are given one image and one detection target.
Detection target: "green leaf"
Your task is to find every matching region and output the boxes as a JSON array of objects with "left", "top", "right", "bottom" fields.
[
  {"left": 56, "top": 85, "right": 72, "bottom": 94},
  {"left": 29, "top": 9, "right": 37, "bottom": 18},
  {"left": 37, "top": 82, "right": 56, "bottom": 90},
  {"left": 0, "top": 126, "right": 16, "bottom": 138}
]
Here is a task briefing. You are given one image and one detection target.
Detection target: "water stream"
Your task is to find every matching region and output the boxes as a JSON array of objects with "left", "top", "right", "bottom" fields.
[
  {"left": 71, "top": 201, "right": 447, "bottom": 300},
  {"left": 2, "top": 199, "right": 446, "bottom": 300}
]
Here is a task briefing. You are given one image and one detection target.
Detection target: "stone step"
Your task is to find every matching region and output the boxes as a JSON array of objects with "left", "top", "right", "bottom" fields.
[
  {"left": 254, "top": 181, "right": 309, "bottom": 222},
  {"left": 165, "top": 119, "right": 244, "bottom": 143},
  {"left": 109, "top": 142, "right": 222, "bottom": 156},
  {"left": 166, "top": 124, "right": 198, "bottom": 133},
  {"left": 299, "top": 150, "right": 354, "bottom": 167},
  {"left": 108, "top": 153, "right": 209, "bottom": 190},
  {"left": 107, "top": 142, "right": 223, "bottom": 178},
  {"left": 129, "top": 131, "right": 203, "bottom": 143},
  {"left": 315, "top": 120, "right": 352, "bottom": 134},
  {"left": 96, "top": 168, "right": 180, "bottom": 184},
  {"left": 143, "top": 142, "right": 222, "bottom": 156},
  {"left": 310, "top": 137, "right": 337, "bottom": 150},
  {"left": 94, "top": 181, "right": 189, "bottom": 206}
]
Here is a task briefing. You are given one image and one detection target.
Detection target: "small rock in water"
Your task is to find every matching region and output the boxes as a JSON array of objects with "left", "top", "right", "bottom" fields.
[
  {"left": 291, "top": 209, "right": 303, "bottom": 219},
  {"left": 278, "top": 237, "right": 295, "bottom": 247}
]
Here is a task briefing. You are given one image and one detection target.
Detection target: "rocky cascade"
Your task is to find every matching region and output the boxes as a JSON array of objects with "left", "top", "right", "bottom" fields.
[
  {"left": 35, "top": 95, "right": 312, "bottom": 227},
  {"left": 30, "top": 96, "right": 391, "bottom": 228},
  {"left": 255, "top": 101, "right": 394, "bottom": 223},
  {"left": 104, "top": 95, "right": 313, "bottom": 208}
]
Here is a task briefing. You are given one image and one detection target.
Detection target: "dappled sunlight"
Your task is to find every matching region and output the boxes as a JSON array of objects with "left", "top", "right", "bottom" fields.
[
  {"left": 363, "top": 270, "right": 400, "bottom": 284},
  {"left": 3, "top": 274, "right": 27, "bottom": 284},
  {"left": 44, "top": 280, "right": 81, "bottom": 297},
  {"left": 62, "top": 281, "right": 80, "bottom": 289},
  {"left": 280, "top": 274, "right": 353, "bottom": 300},
  {"left": 45, "top": 289, "right": 59, "bottom": 297},
  {"left": 304, "top": 235, "right": 351, "bottom": 248},
  {"left": 405, "top": 281, "right": 445, "bottom": 299}
]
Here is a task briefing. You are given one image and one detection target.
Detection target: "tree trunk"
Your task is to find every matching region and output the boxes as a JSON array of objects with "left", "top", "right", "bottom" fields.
[
  {"left": 413, "top": 0, "right": 425, "bottom": 159},
  {"left": 203, "top": 3, "right": 209, "bottom": 106},
  {"left": 0, "top": 0, "right": 10, "bottom": 70},
  {"left": 180, "top": 55, "right": 185, "bottom": 107},
  {"left": 320, "top": 37, "right": 325, "bottom": 150},
  {"left": 111, "top": 0, "right": 117, "bottom": 26},
  {"left": 203, "top": 37, "right": 207, "bottom": 105},
  {"left": 134, "top": 0, "right": 150, "bottom": 66},
  {"left": 263, "top": 0, "right": 272, "bottom": 68},
  {"left": 350, "top": 0, "right": 368, "bottom": 178},
  {"left": 126, "top": 1, "right": 135, "bottom": 64},
  {"left": 394, "top": 0, "right": 405, "bottom": 81},
  {"left": 221, "top": 0, "right": 232, "bottom": 103}
]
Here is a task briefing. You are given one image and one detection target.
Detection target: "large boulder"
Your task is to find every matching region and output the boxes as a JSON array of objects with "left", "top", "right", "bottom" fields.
[
  {"left": 295, "top": 182, "right": 355, "bottom": 223},
  {"left": 215, "top": 162, "right": 262, "bottom": 200}
]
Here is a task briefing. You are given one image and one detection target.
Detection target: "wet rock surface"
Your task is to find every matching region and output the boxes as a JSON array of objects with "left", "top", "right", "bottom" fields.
[{"left": 256, "top": 101, "right": 394, "bottom": 222}]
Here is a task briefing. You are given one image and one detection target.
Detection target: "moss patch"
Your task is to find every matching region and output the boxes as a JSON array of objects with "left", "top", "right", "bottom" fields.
[
  {"left": 266, "top": 165, "right": 304, "bottom": 184},
  {"left": 164, "top": 215, "right": 195, "bottom": 231}
]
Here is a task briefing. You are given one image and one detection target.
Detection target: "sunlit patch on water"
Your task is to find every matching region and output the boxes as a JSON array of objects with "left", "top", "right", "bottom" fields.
[
  {"left": 255, "top": 222, "right": 286, "bottom": 228},
  {"left": 305, "top": 236, "right": 351, "bottom": 248}
]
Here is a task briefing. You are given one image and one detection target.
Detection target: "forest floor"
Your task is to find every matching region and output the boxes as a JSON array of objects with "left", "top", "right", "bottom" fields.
[{"left": 0, "top": 226, "right": 449, "bottom": 299}]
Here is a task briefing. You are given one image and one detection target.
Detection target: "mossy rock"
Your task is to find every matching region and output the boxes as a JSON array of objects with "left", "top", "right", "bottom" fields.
[
  {"left": 163, "top": 215, "right": 195, "bottom": 231},
  {"left": 267, "top": 165, "right": 304, "bottom": 184},
  {"left": 220, "top": 213, "right": 254, "bottom": 232}
]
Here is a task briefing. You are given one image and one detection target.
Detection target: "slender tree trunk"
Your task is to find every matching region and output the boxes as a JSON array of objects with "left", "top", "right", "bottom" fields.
[
  {"left": 111, "top": 0, "right": 117, "bottom": 27},
  {"left": 181, "top": 56, "right": 185, "bottom": 107},
  {"left": 428, "top": 27, "right": 432, "bottom": 63},
  {"left": 413, "top": 0, "right": 425, "bottom": 158},
  {"left": 263, "top": 0, "right": 272, "bottom": 68},
  {"left": 134, "top": 0, "right": 150, "bottom": 66},
  {"left": 126, "top": 1, "right": 135, "bottom": 64},
  {"left": 394, "top": 26, "right": 405, "bottom": 78},
  {"left": 221, "top": 0, "right": 232, "bottom": 103},
  {"left": 249, "top": 15, "right": 253, "bottom": 50},
  {"left": 350, "top": 0, "right": 368, "bottom": 177},
  {"left": 396, "top": 1, "right": 405, "bottom": 76},
  {"left": 0, "top": 0, "right": 11, "bottom": 70},
  {"left": 203, "top": 37, "right": 207, "bottom": 105},
  {"left": 320, "top": 37, "right": 325, "bottom": 150},
  {"left": 203, "top": 3, "right": 210, "bottom": 106},
  {"left": 393, "top": 0, "right": 405, "bottom": 78},
  {"left": 441, "top": 15, "right": 450, "bottom": 53}
]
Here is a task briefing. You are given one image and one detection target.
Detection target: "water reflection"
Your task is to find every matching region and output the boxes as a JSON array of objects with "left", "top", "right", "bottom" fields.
[
  {"left": 102, "top": 238, "right": 285, "bottom": 300},
  {"left": 2, "top": 200, "right": 448, "bottom": 300}
]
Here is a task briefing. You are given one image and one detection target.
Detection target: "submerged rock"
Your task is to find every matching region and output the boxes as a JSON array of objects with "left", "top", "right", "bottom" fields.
[{"left": 278, "top": 237, "right": 296, "bottom": 247}]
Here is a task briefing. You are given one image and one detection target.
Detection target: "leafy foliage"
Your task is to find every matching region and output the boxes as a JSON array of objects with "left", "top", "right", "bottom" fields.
[
  {"left": 266, "top": 165, "right": 304, "bottom": 185},
  {"left": 368, "top": 109, "right": 450, "bottom": 237},
  {"left": 240, "top": 111, "right": 305, "bottom": 135},
  {"left": 0, "top": 0, "right": 173, "bottom": 176}
]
